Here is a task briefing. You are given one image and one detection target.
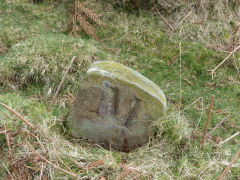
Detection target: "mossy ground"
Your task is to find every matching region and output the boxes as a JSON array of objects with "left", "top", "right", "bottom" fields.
[{"left": 0, "top": 0, "right": 239, "bottom": 179}]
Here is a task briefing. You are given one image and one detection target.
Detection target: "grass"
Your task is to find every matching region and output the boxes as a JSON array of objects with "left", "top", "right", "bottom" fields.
[
  {"left": 0, "top": 0, "right": 240, "bottom": 179},
  {"left": 0, "top": 33, "right": 115, "bottom": 93}
]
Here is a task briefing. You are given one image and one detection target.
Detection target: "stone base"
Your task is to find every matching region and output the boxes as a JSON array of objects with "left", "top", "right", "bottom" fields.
[{"left": 67, "top": 79, "right": 150, "bottom": 152}]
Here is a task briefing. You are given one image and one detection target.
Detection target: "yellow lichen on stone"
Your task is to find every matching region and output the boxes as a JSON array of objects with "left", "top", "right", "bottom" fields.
[{"left": 87, "top": 61, "right": 166, "bottom": 112}]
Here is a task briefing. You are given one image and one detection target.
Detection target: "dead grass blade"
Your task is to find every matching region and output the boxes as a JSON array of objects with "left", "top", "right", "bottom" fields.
[
  {"left": 154, "top": 4, "right": 174, "bottom": 31},
  {"left": 217, "top": 132, "right": 240, "bottom": 147},
  {"left": 211, "top": 45, "right": 240, "bottom": 79},
  {"left": 201, "top": 95, "right": 214, "bottom": 147},
  {"left": 175, "top": 10, "right": 192, "bottom": 28}
]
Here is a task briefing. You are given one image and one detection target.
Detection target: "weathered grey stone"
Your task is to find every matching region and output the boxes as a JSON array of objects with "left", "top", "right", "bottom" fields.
[{"left": 67, "top": 61, "right": 166, "bottom": 152}]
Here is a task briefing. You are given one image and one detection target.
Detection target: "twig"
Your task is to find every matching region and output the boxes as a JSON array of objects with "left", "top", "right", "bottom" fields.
[
  {"left": 217, "top": 132, "right": 239, "bottom": 147},
  {"left": 211, "top": 44, "right": 240, "bottom": 79},
  {"left": 27, "top": 142, "right": 77, "bottom": 177},
  {"left": 206, "top": 115, "right": 230, "bottom": 139},
  {"left": 48, "top": 56, "right": 76, "bottom": 112},
  {"left": 154, "top": 5, "right": 174, "bottom": 31},
  {"left": 218, "top": 147, "right": 240, "bottom": 180},
  {"left": 0, "top": 102, "right": 36, "bottom": 130},
  {"left": 87, "top": 159, "right": 104, "bottom": 169},
  {"left": 201, "top": 96, "right": 214, "bottom": 147},
  {"left": 4, "top": 123, "right": 12, "bottom": 158},
  {"left": 176, "top": 10, "right": 192, "bottom": 28}
]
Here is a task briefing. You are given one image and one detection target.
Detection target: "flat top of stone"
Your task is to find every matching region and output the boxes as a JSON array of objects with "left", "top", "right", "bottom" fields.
[{"left": 86, "top": 61, "right": 166, "bottom": 110}]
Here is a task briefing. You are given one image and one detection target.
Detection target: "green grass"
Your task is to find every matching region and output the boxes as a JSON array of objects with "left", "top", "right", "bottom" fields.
[
  {"left": 0, "top": 33, "right": 115, "bottom": 93},
  {"left": 0, "top": 0, "right": 240, "bottom": 179}
]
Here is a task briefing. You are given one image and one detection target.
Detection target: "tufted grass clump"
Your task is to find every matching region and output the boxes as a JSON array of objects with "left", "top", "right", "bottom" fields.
[
  {"left": 0, "top": 33, "right": 115, "bottom": 94},
  {"left": 152, "top": 111, "right": 192, "bottom": 143}
]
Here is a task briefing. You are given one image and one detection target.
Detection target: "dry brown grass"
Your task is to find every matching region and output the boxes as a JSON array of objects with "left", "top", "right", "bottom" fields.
[{"left": 156, "top": 0, "right": 240, "bottom": 48}]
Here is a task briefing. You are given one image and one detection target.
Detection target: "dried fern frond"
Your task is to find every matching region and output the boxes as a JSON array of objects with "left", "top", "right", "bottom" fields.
[
  {"left": 77, "top": 3, "right": 104, "bottom": 26},
  {"left": 67, "top": 0, "right": 104, "bottom": 39},
  {"left": 77, "top": 13, "right": 97, "bottom": 39}
]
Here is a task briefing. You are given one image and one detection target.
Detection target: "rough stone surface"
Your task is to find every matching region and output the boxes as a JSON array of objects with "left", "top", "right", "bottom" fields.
[{"left": 67, "top": 61, "right": 166, "bottom": 152}]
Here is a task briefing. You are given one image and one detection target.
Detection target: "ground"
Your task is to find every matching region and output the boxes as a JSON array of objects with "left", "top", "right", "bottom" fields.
[{"left": 0, "top": 0, "right": 240, "bottom": 179}]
